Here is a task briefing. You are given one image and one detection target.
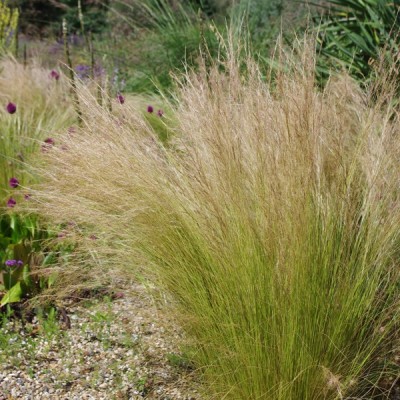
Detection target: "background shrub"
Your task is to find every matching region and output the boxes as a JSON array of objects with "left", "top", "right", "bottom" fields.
[{"left": 315, "top": 0, "right": 400, "bottom": 84}]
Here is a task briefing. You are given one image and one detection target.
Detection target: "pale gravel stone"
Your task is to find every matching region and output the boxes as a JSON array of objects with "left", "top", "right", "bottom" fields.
[{"left": 0, "top": 284, "right": 201, "bottom": 400}]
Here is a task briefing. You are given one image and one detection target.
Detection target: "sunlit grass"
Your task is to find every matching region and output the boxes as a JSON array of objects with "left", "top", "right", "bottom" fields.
[
  {"left": 0, "top": 56, "right": 75, "bottom": 206},
  {"left": 32, "top": 39, "right": 400, "bottom": 399}
]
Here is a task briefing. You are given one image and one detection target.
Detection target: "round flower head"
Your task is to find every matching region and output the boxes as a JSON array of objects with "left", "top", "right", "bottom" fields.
[
  {"left": 50, "top": 70, "right": 60, "bottom": 80},
  {"left": 42, "top": 138, "right": 55, "bottom": 152},
  {"left": 147, "top": 105, "right": 154, "bottom": 113},
  {"left": 6, "top": 102, "right": 16, "bottom": 114},
  {"left": 157, "top": 109, "right": 164, "bottom": 117},
  {"left": 9, "top": 177, "right": 19, "bottom": 188},
  {"left": 7, "top": 197, "right": 16, "bottom": 208},
  {"left": 117, "top": 94, "right": 125, "bottom": 104},
  {"left": 75, "top": 64, "right": 90, "bottom": 79},
  {"left": 5, "top": 260, "right": 23, "bottom": 267}
]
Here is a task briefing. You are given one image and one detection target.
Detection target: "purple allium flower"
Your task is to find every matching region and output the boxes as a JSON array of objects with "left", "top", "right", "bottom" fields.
[
  {"left": 147, "top": 105, "right": 154, "bottom": 113},
  {"left": 9, "top": 177, "right": 19, "bottom": 188},
  {"left": 117, "top": 94, "right": 125, "bottom": 104},
  {"left": 157, "top": 109, "right": 164, "bottom": 117},
  {"left": 50, "top": 70, "right": 60, "bottom": 80},
  {"left": 7, "top": 197, "right": 16, "bottom": 208},
  {"left": 75, "top": 64, "right": 90, "bottom": 79},
  {"left": 5, "top": 259, "right": 16, "bottom": 267},
  {"left": 6, "top": 102, "right": 16, "bottom": 114},
  {"left": 6, "top": 260, "right": 24, "bottom": 267},
  {"left": 24, "top": 194, "right": 31, "bottom": 200},
  {"left": 41, "top": 137, "right": 55, "bottom": 152}
]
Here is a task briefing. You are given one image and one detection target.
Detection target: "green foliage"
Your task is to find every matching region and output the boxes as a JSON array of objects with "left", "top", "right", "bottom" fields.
[
  {"left": 60, "top": 0, "right": 110, "bottom": 35},
  {"left": 10, "top": 0, "right": 109, "bottom": 36},
  {"left": 0, "top": 1, "right": 18, "bottom": 53},
  {"left": 315, "top": 0, "right": 400, "bottom": 83},
  {"left": 106, "top": 0, "right": 220, "bottom": 92},
  {"left": 0, "top": 214, "right": 56, "bottom": 307},
  {"left": 230, "top": 0, "right": 284, "bottom": 49}
]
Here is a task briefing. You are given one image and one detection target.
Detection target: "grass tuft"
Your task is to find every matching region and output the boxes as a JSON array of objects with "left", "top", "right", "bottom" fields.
[
  {"left": 31, "top": 38, "right": 400, "bottom": 399},
  {"left": 0, "top": 56, "right": 74, "bottom": 204}
]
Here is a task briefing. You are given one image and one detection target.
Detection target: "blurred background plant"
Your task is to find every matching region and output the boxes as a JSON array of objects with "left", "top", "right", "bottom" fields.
[
  {"left": 0, "top": 214, "right": 54, "bottom": 308},
  {"left": 314, "top": 0, "right": 400, "bottom": 85},
  {"left": 0, "top": 0, "right": 18, "bottom": 54},
  {"left": 101, "top": 0, "right": 222, "bottom": 93}
]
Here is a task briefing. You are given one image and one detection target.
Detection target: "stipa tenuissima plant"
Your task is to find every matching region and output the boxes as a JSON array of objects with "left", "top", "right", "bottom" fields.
[{"left": 32, "top": 39, "right": 399, "bottom": 399}]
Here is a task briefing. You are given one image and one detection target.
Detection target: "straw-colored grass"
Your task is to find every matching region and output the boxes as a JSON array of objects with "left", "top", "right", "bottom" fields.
[
  {"left": 0, "top": 56, "right": 74, "bottom": 204},
  {"left": 32, "top": 40, "right": 399, "bottom": 399}
]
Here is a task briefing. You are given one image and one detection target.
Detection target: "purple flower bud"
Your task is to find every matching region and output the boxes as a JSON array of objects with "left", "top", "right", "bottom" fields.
[
  {"left": 9, "top": 177, "right": 19, "bottom": 188},
  {"left": 7, "top": 197, "right": 16, "bottom": 208},
  {"left": 5, "top": 259, "right": 23, "bottom": 267},
  {"left": 117, "top": 94, "right": 125, "bottom": 104},
  {"left": 147, "top": 105, "right": 154, "bottom": 113},
  {"left": 75, "top": 64, "right": 90, "bottom": 79},
  {"left": 24, "top": 194, "right": 31, "bottom": 200},
  {"left": 157, "top": 109, "right": 164, "bottom": 117},
  {"left": 50, "top": 70, "right": 60, "bottom": 80},
  {"left": 42, "top": 137, "right": 55, "bottom": 152},
  {"left": 6, "top": 102, "right": 16, "bottom": 114}
]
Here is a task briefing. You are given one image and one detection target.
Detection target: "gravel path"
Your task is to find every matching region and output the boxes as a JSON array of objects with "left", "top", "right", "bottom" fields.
[{"left": 0, "top": 284, "right": 202, "bottom": 400}]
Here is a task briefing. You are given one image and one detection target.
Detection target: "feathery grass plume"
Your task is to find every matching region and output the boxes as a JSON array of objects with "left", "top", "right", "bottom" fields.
[
  {"left": 32, "top": 37, "right": 399, "bottom": 399},
  {"left": 0, "top": 56, "right": 74, "bottom": 204}
]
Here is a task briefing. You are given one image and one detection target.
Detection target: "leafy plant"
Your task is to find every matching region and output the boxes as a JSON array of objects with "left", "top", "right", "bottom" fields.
[
  {"left": 0, "top": 1, "right": 18, "bottom": 53},
  {"left": 0, "top": 213, "right": 57, "bottom": 307},
  {"left": 106, "top": 0, "right": 220, "bottom": 92},
  {"left": 315, "top": 0, "right": 400, "bottom": 83},
  {"left": 10, "top": 0, "right": 109, "bottom": 36}
]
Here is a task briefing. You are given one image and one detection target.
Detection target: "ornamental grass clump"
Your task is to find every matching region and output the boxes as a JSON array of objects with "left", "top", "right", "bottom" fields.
[
  {"left": 0, "top": 57, "right": 74, "bottom": 204},
  {"left": 34, "top": 40, "right": 399, "bottom": 399}
]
